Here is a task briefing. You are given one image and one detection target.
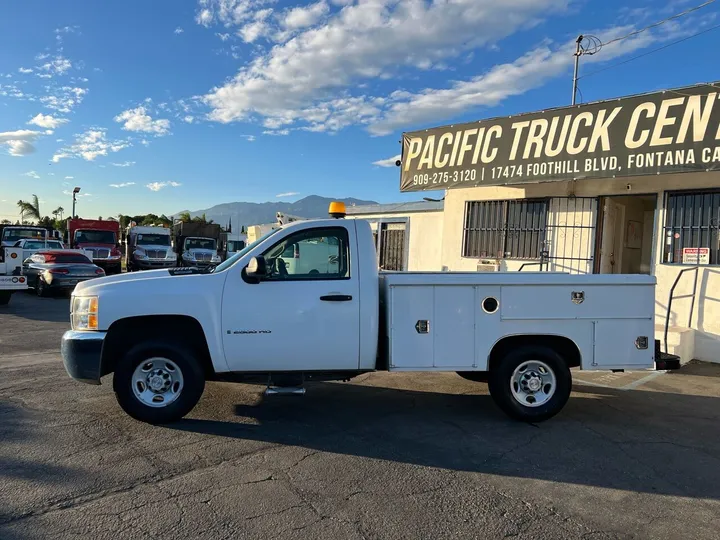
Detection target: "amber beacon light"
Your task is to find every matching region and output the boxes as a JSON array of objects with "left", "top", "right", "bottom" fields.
[{"left": 328, "top": 201, "right": 346, "bottom": 219}]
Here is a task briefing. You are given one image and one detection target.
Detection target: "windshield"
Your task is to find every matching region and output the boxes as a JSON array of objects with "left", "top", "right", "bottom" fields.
[
  {"left": 23, "top": 240, "right": 63, "bottom": 250},
  {"left": 137, "top": 233, "right": 170, "bottom": 246},
  {"left": 3, "top": 228, "right": 47, "bottom": 242},
  {"left": 185, "top": 238, "right": 216, "bottom": 250},
  {"left": 75, "top": 230, "right": 117, "bottom": 244},
  {"left": 227, "top": 240, "right": 245, "bottom": 252},
  {"left": 213, "top": 228, "right": 281, "bottom": 273}
]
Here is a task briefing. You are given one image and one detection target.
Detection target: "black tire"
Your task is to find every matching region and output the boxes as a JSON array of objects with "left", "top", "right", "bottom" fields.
[
  {"left": 113, "top": 341, "right": 205, "bottom": 424},
  {"left": 36, "top": 277, "right": 49, "bottom": 298},
  {"left": 0, "top": 291, "right": 11, "bottom": 306},
  {"left": 488, "top": 345, "right": 571, "bottom": 423}
]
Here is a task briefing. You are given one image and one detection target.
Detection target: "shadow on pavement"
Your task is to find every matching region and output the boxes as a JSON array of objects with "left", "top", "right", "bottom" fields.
[
  {"left": 170, "top": 376, "right": 720, "bottom": 502},
  {"left": 0, "top": 292, "right": 70, "bottom": 323}
]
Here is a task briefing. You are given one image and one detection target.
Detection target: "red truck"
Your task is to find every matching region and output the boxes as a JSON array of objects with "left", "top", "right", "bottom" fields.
[{"left": 67, "top": 218, "right": 122, "bottom": 274}]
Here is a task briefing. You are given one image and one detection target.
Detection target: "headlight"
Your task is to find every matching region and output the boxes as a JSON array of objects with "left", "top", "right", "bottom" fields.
[
  {"left": 72, "top": 296, "right": 99, "bottom": 331},
  {"left": 134, "top": 249, "right": 148, "bottom": 260},
  {"left": 211, "top": 254, "right": 221, "bottom": 262},
  {"left": 182, "top": 252, "right": 194, "bottom": 260},
  {"left": 166, "top": 251, "right": 176, "bottom": 260}
]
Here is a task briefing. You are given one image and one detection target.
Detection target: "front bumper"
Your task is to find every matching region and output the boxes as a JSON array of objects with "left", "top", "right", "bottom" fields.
[
  {"left": 94, "top": 259, "right": 122, "bottom": 272},
  {"left": 135, "top": 259, "right": 176, "bottom": 269},
  {"left": 61, "top": 330, "right": 106, "bottom": 385}
]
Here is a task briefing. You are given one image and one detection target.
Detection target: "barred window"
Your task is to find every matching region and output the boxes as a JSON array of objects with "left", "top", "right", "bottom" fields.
[
  {"left": 663, "top": 190, "right": 720, "bottom": 265},
  {"left": 463, "top": 199, "right": 548, "bottom": 259}
]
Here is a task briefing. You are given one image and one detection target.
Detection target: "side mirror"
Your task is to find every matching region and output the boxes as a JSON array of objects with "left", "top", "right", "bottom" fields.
[{"left": 244, "top": 256, "right": 268, "bottom": 284}]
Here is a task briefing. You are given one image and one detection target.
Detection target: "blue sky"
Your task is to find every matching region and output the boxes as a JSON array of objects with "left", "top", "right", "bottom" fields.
[{"left": 0, "top": 0, "right": 718, "bottom": 221}]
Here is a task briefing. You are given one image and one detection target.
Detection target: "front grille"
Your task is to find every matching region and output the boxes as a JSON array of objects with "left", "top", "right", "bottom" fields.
[
  {"left": 90, "top": 248, "right": 111, "bottom": 259},
  {"left": 195, "top": 252, "right": 212, "bottom": 262},
  {"left": 147, "top": 249, "right": 166, "bottom": 259}
]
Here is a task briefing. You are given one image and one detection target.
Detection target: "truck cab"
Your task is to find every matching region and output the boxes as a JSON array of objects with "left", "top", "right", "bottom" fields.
[
  {"left": 68, "top": 219, "right": 122, "bottom": 275},
  {"left": 180, "top": 237, "right": 221, "bottom": 268},
  {"left": 0, "top": 226, "right": 53, "bottom": 248},
  {"left": 125, "top": 226, "right": 176, "bottom": 271}
]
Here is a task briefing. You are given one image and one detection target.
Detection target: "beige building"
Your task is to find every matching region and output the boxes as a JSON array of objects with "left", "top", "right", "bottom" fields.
[
  {"left": 346, "top": 201, "right": 444, "bottom": 271},
  {"left": 350, "top": 171, "right": 720, "bottom": 364}
]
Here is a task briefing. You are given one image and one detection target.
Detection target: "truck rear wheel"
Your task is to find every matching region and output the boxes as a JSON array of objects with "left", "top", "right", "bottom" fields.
[
  {"left": 0, "top": 291, "right": 11, "bottom": 306},
  {"left": 488, "top": 346, "right": 571, "bottom": 423},
  {"left": 113, "top": 341, "right": 205, "bottom": 424}
]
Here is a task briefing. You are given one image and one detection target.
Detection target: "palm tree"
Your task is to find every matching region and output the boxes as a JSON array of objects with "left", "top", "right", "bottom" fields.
[
  {"left": 18, "top": 195, "right": 42, "bottom": 223},
  {"left": 178, "top": 211, "right": 191, "bottom": 223},
  {"left": 54, "top": 206, "right": 64, "bottom": 221},
  {"left": 16, "top": 199, "right": 25, "bottom": 223}
]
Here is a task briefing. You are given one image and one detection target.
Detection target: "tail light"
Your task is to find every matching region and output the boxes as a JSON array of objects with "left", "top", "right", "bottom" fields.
[
  {"left": 49, "top": 268, "right": 69, "bottom": 274},
  {"left": 95, "top": 268, "right": 105, "bottom": 275}
]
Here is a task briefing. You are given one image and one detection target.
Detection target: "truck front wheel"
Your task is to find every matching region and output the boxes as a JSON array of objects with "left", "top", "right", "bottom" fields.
[
  {"left": 113, "top": 342, "right": 205, "bottom": 424},
  {"left": 488, "top": 346, "right": 571, "bottom": 423}
]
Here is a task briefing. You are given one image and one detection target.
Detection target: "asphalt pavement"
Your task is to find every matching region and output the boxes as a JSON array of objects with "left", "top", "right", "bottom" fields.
[{"left": 1, "top": 292, "right": 720, "bottom": 539}]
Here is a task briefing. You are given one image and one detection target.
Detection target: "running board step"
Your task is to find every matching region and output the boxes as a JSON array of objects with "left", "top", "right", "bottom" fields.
[
  {"left": 265, "top": 386, "right": 306, "bottom": 396},
  {"left": 654, "top": 339, "right": 681, "bottom": 370}
]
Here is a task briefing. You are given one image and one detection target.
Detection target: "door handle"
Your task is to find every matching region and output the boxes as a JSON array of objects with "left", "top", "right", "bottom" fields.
[{"left": 320, "top": 294, "right": 353, "bottom": 301}]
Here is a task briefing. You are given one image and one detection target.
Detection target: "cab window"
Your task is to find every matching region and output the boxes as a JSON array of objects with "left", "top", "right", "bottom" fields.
[{"left": 261, "top": 227, "right": 349, "bottom": 280}]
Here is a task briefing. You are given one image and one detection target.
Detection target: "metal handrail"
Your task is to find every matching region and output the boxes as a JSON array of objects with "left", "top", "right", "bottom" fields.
[
  {"left": 518, "top": 262, "right": 543, "bottom": 271},
  {"left": 664, "top": 266, "right": 700, "bottom": 355}
]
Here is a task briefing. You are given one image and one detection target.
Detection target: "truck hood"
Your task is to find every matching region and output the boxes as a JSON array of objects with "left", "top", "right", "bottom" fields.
[
  {"left": 73, "top": 267, "right": 212, "bottom": 295},
  {"left": 136, "top": 244, "right": 172, "bottom": 251},
  {"left": 186, "top": 248, "right": 216, "bottom": 255},
  {"left": 77, "top": 242, "right": 116, "bottom": 248}
]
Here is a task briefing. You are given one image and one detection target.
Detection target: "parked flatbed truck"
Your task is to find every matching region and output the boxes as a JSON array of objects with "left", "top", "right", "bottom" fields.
[{"left": 60, "top": 202, "right": 675, "bottom": 425}]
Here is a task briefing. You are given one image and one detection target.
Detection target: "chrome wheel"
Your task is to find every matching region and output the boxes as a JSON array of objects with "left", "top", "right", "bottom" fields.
[
  {"left": 510, "top": 360, "right": 556, "bottom": 408},
  {"left": 131, "top": 358, "right": 184, "bottom": 408}
]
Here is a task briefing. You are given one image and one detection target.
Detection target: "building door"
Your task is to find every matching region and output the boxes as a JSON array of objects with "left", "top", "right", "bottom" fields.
[
  {"left": 379, "top": 222, "right": 406, "bottom": 271},
  {"left": 599, "top": 198, "right": 622, "bottom": 274}
]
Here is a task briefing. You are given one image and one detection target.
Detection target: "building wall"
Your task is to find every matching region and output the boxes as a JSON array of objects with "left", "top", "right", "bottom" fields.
[
  {"left": 440, "top": 172, "right": 720, "bottom": 362},
  {"left": 347, "top": 210, "right": 444, "bottom": 271}
]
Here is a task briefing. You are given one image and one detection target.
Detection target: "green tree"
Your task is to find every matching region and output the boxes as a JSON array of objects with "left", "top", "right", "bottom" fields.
[
  {"left": 178, "top": 211, "right": 191, "bottom": 223},
  {"left": 17, "top": 195, "right": 42, "bottom": 222}
]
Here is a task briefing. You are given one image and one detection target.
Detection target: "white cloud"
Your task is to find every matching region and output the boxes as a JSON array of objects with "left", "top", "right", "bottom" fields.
[
  {"left": 28, "top": 113, "right": 68, "bottom": 129},
  {"left": 239, "top": 9, "right": 273, "bottom": 43},
  {"left": 37, "top": 55, "right": 73, "bottom": 76},
  {"left": 41, "top": 86, "right": 88, "bottom": 113},
  {"left": 63, "top": 190, "right": 91, "bottom": 197},
  {"left": 369, "top": 19, "right": 706, "bottom": 135},
  {"left": 111, "top": 161, "right": 135, "bottom": 167},
  {"left": 114, "top": 106, "right": 171, "bottom": 135},
  {"left": 64, "top": 176, "right": 74, "bottom": 179},
  {"left": 18, "top": 67, "right": 33, "bottom": 74},
  {"left": 276, "top": 191, "right": 299, "bottom": 198},
  {"left": 242, "top": 134, "right": 256, "bottom": 142},
  {"left": 109, "top": 182, "right": 136, "bottom": 188},
  {"left": 23, "top": 171, "right": 40, "bottom": 179},
  {"left": 174, "top": 27, "right": 184, "bottom": 34},
  {"left": 281, "top": 2, "right": 328, "bottom": 31},
  {"left": 203, "top": 0, "right": 569, "bottom": 124},
  {"left": 146, "top": 181, "right": 181, "bottom": 191},
  {"left": 262, "top": 129, "right": 289, "bottom": 136},
  {"left": 183, "top": 115, "right": 195, "bottom": 123},
  {"left": 0, "top": 129, "right": 44, "bottom": 156},
  {"left": 372, "top": 155, "right": 400, "bottom": 168},
  {"left": 52, "top": 128, "right": 130, "bottom": 162},
  {"left": 217, "top": 32, "right": 231, "bottom": 41}
]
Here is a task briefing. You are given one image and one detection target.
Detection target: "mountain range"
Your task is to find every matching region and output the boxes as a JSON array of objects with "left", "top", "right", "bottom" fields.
[{"left": 176, "top": 195, "right": 378, "bottom": 228}]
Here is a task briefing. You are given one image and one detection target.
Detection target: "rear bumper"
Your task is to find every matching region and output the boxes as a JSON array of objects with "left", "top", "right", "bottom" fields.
[
  {"left": 61, "top": 330, "right": 106, "bottom": 385},
  {"left": 48, "top": 276, "right": 96, "bottom": 289}
]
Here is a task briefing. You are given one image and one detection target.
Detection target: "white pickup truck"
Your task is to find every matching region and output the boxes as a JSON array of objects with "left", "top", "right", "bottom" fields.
[
  {"left": 61, "top": 202, "right": 670, "bottom": 425},
  {"left": 0, "top": 247, "right": 29, "bottom": 305}
]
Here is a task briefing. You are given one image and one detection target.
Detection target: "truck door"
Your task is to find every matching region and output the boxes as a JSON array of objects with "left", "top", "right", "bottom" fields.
[{"left": 221, "top": 223, "right": 361, "bottom": 372}]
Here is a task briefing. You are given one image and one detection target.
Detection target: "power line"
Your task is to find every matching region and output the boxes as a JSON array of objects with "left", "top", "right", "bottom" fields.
[
  {"left": 602, "top": 0, "right": 717, "bottom": 47},
  {"left": 579, "top": 22, "right": 720, "bottom": 80}
]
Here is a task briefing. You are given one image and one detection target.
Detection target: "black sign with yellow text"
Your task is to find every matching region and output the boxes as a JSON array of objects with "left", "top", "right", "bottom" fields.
[{"left": 400, "top": 82, "right": 720, "bottom": 192}]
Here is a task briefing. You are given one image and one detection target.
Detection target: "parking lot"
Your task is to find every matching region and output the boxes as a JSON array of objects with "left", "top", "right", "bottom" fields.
[{"left": 1, "top": 292, "right": 719, "bottom": 539}]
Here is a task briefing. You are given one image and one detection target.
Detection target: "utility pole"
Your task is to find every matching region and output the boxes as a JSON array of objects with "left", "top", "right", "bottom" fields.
[{"left": 571, "top": 34, "right": 583, "bottom": 106}]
